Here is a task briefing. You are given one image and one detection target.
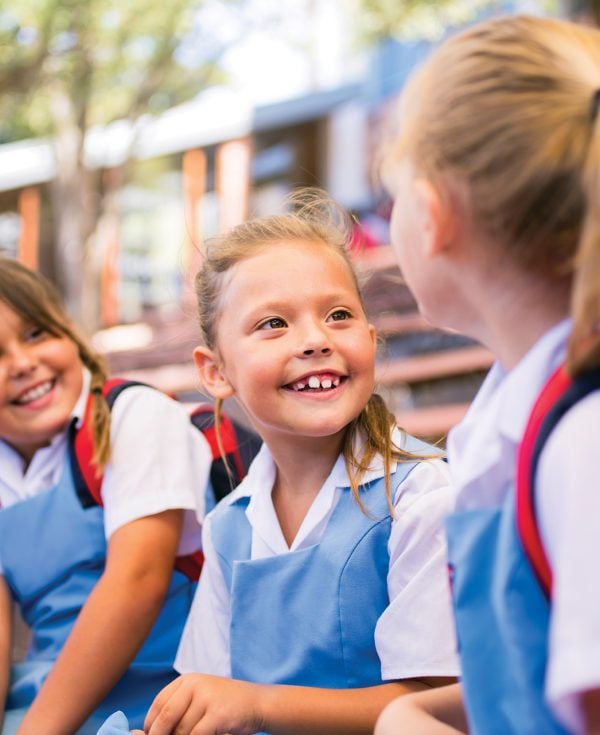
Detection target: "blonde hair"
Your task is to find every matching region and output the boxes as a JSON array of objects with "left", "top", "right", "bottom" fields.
[
  {"left": 383, "top": 15, "right": 600, "bottom": 375},
  {"left": 195, "top": 189, "right": 430, "bottom": 511},
  {"left": 0, "top": 258, "right": 111, "bottom": 470}
]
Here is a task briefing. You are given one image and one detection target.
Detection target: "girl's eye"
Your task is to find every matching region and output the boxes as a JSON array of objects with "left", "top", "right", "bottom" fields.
[
  {"left": 327, "top": 309, "right": 352, "bottom": 322},
  {"left": 24, "top": 326, "right": 46, "bottom": 342},
  {"left": 258, "top": 317, "right": 287, "bottom": 330}
]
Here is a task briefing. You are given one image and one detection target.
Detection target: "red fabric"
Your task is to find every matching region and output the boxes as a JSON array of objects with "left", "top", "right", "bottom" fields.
[
  {"left": 189, "top": 406, "right": 246, "bottom": 479},
  {"left": 72, "top": 378, "right": 127, "bottom": 507},
  {"left": 174, "top": 550, "right": 204, "bottom": 581},
  {"left": 74, "top": 384, "right": 249, "bottom": 582},
  {"left": 516, "top": 365, "right": 571, "bottom": 598}
]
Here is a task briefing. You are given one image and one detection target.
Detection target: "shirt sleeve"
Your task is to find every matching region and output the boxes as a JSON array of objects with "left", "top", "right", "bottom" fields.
[
  {"left": 100, "top": 386, "right": 213, "bottom": 553},
  {"left": 538, "top": 391, "right": 600, "bottom": 733},
  {"left": 375, "top": 458, "right": 460, "bottom": 681},
  {"left": 174, "top": 512, "right": 232, "bottom": 675}
]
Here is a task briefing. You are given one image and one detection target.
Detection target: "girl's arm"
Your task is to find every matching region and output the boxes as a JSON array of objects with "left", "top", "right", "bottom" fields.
[
  {"left": 143, "top": 674, "right": 454, "bottom": 735},
  {"left": 16, "top": 509, "right": 183, "bottom": 735},
  {"left": 0, "top": 576, "right": 13, "bottom": 732},
  {"left": 375, "top": 683, "right": 468, "bottom": 735}
]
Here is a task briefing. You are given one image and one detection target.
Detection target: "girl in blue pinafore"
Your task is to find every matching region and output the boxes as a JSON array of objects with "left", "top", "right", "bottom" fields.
[
  {"left": 373, "top": 14, "right": 600, "bottom": 735},
  {"left": 0, "top": 258, "right": 213, "bottom": 734},
  {"left": 104, "top": 190, "right": 459, "bottom": 735}
]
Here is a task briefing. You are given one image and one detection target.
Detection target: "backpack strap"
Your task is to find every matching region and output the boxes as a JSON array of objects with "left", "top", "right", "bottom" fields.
[
  {"left": 68, "top": 378, "right": 138, "bottom": 509},
  {"left": 516, "top": 364, "right": 600, "bottom": 598},
  {"left": 68, "top": 380, "right": 261, "bottom": 581},
  {"left": 189, "top": 405, "right": 262, "bottom": 503}
]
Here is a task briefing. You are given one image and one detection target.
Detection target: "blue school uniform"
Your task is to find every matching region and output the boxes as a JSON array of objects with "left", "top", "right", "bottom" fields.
[
  {"left": 444, "top": 321, "right": 576, "bottom": 734},
  {"left": 0, "top": 455, "right": 196, "bottom": 734},
  {"left": 445, "top": 493, "right": 568, "bottom": 735},
  {"left": 209, "top": 436, "right": 431, "bottom": 689}
]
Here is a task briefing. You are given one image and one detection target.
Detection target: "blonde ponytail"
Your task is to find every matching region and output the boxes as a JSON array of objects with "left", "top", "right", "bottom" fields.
[
  {"left": 568, "top": 102, "right": 600, "bottom": 375},
  {"left": 85, "top": 357, "right": 111, "bottom": 473}
]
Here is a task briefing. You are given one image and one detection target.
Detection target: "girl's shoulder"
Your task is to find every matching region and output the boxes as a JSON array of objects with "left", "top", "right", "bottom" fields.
[
  {"left": 108, "top": 383, "right": 203, "bottom": 442},
  {"left": 109, "top": 382, "right": 190, "bottom": 417},
  {"left": 538, "top": 387, "right": 600, "bottom": 487},
  {"left": 390, "top": 428, "right": 452, "bottom": 514},
  {"left": 393, "top": 426, "right": 443, "bottom": 455}
]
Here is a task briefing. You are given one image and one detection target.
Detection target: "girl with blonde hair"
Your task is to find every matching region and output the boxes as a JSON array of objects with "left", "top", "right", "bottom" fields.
[
  {"left": 107, "top": 189, "right": 459, "bottom": 735},
  {"left": 375, "top": 13, "right": 600, "bottom": 735}
]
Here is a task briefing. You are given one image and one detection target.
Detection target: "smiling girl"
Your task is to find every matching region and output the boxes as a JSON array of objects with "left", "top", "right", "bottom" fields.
[
  {"left": 122, "top": 189, "right": 459, "bottom": 735},
  {"left": 0, "top": 258, "right": 212, "bottom": 734}
]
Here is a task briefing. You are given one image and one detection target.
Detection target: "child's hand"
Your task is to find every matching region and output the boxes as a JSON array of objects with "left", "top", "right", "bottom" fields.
[{"left": 144, "top": 673, "right": 265, "bottom": 735}]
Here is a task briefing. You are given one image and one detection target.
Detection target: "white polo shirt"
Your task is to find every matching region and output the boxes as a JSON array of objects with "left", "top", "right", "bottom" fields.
[
  {"left": 448, "top": 319, "right": 600, "bottom": 733},
  {"left": 0, "top": 368, "right": 212, "bottom": 562},
  {"left": 175, "top": 428, "right": 459, "bottom": 683}
]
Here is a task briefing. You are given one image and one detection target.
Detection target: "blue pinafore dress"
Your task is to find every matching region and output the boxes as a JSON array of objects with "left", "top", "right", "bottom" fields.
[
  {"left": 0, "top": 454, "right": 196, "bottom": 734},
  {"left": 210, "top": 447, "right": 429, "bottom": 691},
  {"left": 445, "top": 492, "right": 568, "bottom": 734},
  {"left": 445, "top": 365, "right": 600, "bottom": 734}
]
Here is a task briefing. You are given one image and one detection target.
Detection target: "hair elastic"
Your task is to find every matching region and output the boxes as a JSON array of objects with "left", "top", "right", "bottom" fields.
[
  {"left": 91, "top": 386, "right": 103, "bottom": 396},
  {"left": 591, "top": 88, "right": 600, "bottom": 122}
]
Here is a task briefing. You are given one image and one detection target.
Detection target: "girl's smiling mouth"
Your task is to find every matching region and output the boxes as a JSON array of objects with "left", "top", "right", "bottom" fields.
[
  {"left": 285, "top": 373, "right": 346, "bottom": 392},
  {"left": 12, "top": 379, "right": 56, "bottom": 406}
]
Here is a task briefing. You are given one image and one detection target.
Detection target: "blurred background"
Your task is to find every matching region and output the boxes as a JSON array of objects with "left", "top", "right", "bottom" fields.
[{"left": 1, "top": 0, "right": 597, "bottom": 441}]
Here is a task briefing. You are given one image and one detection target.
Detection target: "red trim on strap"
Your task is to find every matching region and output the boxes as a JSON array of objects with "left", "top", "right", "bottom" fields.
[
  {"left": 174, "top": 550, "right": 204, "bottom": 581},
  {"left": 72, "top": 378, "right": 127, "bottom": 506},
  {"left": 189, "top": 405, "right": 247, "bottom": 479},
  {"left": 516, "top": 365, "right": 571, "bottom": 598}
]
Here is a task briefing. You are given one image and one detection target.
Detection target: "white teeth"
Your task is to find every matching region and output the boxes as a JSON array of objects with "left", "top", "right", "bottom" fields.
[
  {"left": 290, "top": 375, "right": 341, "bottom": 391},
  {"left": 16, "top": 381, "right": 53, "bottom": 404}
]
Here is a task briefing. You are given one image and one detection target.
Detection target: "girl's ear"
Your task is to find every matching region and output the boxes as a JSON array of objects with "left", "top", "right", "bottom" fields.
[
  {"left": 414, "top": 178, "right": 459, "bottom": 258},
  {"left": 193, "top": 346, "right": 234, "bottom": 399}
]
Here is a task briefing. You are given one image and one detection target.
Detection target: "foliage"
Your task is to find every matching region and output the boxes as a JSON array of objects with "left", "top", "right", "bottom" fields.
[
  {"left": 0, "top": 0, "right": 235, "bottom": 144},
  {"left": 351, "top": 0, "right": 560, "bottom": 41}
]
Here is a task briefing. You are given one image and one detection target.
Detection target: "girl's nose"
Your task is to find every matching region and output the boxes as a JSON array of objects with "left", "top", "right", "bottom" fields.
[
  {"left": 299, "top": 323, "right": 333, "bottom": 357},
  {"left": 7, "top": 344, "right": 38, "bottom": 377},
  {"left": 303, "top": 345, "right": 332, "bottom": 356}
]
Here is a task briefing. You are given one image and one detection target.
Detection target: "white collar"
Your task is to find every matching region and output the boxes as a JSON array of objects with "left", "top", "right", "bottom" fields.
[
  {"left": 0, "top": 365, "right": 90, "bottom": 499},
  {"left": 225, "top": 424, "right": 404, "bottom": 504},
  {"left": 447, "top": 320, "right": 570, "bottom": 506},
  {"left": 73, "top": 367, "right": 91, "bottom": 427}
]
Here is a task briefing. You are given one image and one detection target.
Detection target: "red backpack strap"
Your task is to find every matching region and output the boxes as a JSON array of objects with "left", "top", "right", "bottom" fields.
[
  {"left": 69, "top": 386, "right": 261, "bottom": 581},
  {"left": 516, "top": 364, "right": 600, "bottom": 598},
  {"left": 69, "top": 379, "right": 146, "bottom": 508},
  {"left": 189, "top": 405, "right": 262, "bottom": 503},
  {"left": 516, "top": 366, "right": 570, "bottom": 598}
]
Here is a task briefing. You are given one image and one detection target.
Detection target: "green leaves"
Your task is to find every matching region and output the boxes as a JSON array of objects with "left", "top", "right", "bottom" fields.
[
  {"left": 351, "top": 0, "right": 560, "bottom": 42},
  {"left": 0, "top": 0, "right": 226, "bottom": 142}
]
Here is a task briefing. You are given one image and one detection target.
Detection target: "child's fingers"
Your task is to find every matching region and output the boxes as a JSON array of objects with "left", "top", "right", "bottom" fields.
[
  {"left": 145, "top": 678, "right": 202, "bottom": 735},
  {"left": 144, "top": 677, "right": 183, "bottom": 731}
]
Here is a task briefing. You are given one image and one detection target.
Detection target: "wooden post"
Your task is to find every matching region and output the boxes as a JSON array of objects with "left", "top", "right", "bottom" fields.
[
  {"left": 99, "top": 167, "right": 123, "bottom": 328},
  {"left": 182, "top": 149, "right": 207, "bottom": 303},
  {"left": 17, "top": 187, "right": 40, "bottom": 269},
  {"left": 215, "top": 138, "right": 252, "bottom": 233}
]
